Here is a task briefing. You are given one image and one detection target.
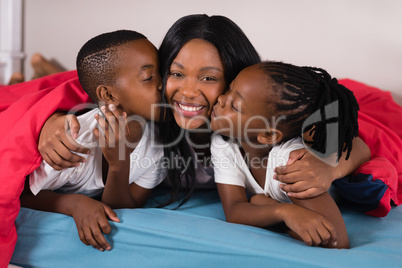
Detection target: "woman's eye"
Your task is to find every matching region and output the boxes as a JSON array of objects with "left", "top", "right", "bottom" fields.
[
  {"left": 202, "top": 76, "right": 216, "bottom": 82},
  {"left": 170, "top": 72, "right": 182, "bottom": 78},
  {"left": 143, "top": 76, "right": 153, "bottom": 81}
]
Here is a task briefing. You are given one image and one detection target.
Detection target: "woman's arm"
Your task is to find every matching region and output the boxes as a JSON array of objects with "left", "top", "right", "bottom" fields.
[
  {"left": 216, "top": 183, "right": 342, "bottom": 248},
  {"left": 39, "top": 112, "right": 89, "bottom": 170},
  {"left": 274, "top": 137, "right": 371, "bottom": 199},
  {"left": 20, "top": 180, "right": 119, "bottom": 251}
]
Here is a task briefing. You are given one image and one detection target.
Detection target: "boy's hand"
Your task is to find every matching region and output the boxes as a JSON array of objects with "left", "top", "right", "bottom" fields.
[
  {"left": 282, "top": 204, "right": 337, "bottom": 247},
  {"left": 71, "top": 195, "right": 120, "bottom": 251},
  {"left": 273, "top": 149, "right": 335, "bottom": 199},
  {"left": 39, "top": 112, "right": 89, "bottom": 170},
  {"left": 93, "top": 104, "right": 131, "bottom": 170}
]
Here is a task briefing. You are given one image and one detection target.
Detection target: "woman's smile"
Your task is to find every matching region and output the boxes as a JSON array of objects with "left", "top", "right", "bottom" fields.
[{"left": 175, "top": 101, "right": 206, "bottom": 117}]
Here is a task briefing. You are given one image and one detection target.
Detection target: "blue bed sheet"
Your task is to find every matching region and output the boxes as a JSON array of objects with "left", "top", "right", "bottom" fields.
[{"left": 11, "top": 190, "right": 402, "bottom": 267}]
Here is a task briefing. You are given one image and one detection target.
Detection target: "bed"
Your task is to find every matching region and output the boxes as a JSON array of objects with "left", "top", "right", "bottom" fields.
[
  {"left": 2, "top": 74, "right": 402, "bottom": 267},
  {"left": 10, "top": 188, "right": 402, "bottom": 267}
]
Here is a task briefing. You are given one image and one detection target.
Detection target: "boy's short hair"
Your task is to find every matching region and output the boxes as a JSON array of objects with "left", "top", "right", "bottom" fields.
[{"left": 76, "top": 30, "right": 147, "bottom": 103}]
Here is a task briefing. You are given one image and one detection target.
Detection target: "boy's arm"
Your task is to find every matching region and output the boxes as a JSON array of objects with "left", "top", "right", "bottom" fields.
[
  {"left": 101, "top": 162, "right": 153, "bottom": 208},
  {"left": 216, "top": 183, "right": 341, "bottom": 247},
  {"left": 274, "top": 137, "right": 371, "bottom": 199},
  {"left": 95, "top": 105, "right": 153, "bottom": 208},
  {"left": 20, "top": 180, "right": 119, "bottom": 251}
]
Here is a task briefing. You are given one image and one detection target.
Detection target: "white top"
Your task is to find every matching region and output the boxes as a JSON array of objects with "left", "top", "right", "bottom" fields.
[
  {"left": 211, "top": 135, "right": 305, "bottom": 203},
  {"left": 30, "top": 108, "right": 165, "bottom": 197}
]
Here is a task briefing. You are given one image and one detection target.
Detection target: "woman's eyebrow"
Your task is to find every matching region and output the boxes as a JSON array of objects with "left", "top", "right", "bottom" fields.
[
  {"left": 200, "top": 66, "right": 223, "bottom": 72},
  {"left": 171, "top": 62, "right": 183, "bottom": 69}
]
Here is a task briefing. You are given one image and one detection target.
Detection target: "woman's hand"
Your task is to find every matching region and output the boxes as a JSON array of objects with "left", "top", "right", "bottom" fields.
[
  {"left": 71, "top": 195, "right": 120, "bottom": 251},
  {"left": 274, "top": 137, "right": 370, "bottom": 199},
  {"left": 274, "top": 149, "right": 335, "bottom": 199},
  {"left": 38, "top": 112, "right": 89, "bottom": 170}
]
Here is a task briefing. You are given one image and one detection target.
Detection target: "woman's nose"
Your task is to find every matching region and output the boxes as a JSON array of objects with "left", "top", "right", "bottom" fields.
[{"left": 179, "top": 79, "right": 199, "bottom": 98}]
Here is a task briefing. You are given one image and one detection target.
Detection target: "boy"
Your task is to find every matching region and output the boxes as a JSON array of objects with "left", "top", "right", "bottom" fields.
[{"left": 20, "top": 30, "right": 165, "bottom": 252}]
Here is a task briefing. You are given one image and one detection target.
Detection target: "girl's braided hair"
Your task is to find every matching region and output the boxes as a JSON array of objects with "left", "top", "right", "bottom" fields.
[{"left": 259, "top": 61, "right": 359, "bottom": 161}]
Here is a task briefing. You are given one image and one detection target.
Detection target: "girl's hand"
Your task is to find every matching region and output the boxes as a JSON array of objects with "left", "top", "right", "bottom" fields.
[
  {"left": 281, "top": 204, "right": 337, "bottom": 247},
  {"left": 71, "top": 195, "right": 120, "bottom": 251},
  {"left": 249, "top": 194, "right": 280, "bottom": 206},
  {"left": 93, "top": 104, "right": 130, "bottom": 170},
  {"left": 39, "top": 112, "right": 89, "bottom": 170},
  {"left": 274, "top": 149, "right": 335, "bottom": 199}
]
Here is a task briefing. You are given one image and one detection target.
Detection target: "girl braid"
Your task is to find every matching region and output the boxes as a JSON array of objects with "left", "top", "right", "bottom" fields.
[{"left": 260, "top": 61, "right": 359, "bottom": 161}]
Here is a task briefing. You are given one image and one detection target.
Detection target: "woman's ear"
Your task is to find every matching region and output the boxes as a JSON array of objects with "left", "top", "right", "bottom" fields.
[
  {"left": 257, "top": 129, "right": 283, "bottom": 145},
  {"left": 96, "top": 85, "right": 120, "bottom": 106}
]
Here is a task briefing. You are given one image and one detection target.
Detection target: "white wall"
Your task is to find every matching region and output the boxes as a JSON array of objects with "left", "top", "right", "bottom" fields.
[
  {"left": 22, "top": 0, "right": 402, "bottom": 104},
  {"left": 0, "top": 0, "right": 24, "bottom": 84}
]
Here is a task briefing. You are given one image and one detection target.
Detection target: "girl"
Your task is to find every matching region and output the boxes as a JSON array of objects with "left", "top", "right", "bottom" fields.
[{"left": 210, "top": 61, "right": 358, "bottom": 248}]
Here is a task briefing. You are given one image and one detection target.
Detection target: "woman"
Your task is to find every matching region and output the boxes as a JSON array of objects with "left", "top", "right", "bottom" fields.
[{"left": 38, "top": 14, "right": 370, "bottom": 205}]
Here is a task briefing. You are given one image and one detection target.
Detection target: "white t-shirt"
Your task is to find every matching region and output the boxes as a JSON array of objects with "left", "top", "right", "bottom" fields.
[
  {"left": 30, "top": 108, "right": 165, "bottom": 197},
  {"left": 211, "top": 135, "right": 305, "bottom": 203}
]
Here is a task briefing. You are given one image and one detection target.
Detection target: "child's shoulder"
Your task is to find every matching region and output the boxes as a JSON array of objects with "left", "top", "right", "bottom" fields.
[
  {"left": 74, "top": 108, "right": 100, "bottom": 147},
  {"left": 270, "top": 137, "right": 305, "bottom": 162},
  {"left": 131, "top": 121, "right": 163, "bottom": 157},
  {"left": 211, "top": 134, "right": 239, "bottom": 157}
]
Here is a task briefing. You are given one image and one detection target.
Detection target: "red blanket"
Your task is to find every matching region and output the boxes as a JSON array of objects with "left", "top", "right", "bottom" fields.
[
  {"left": 337, "top": 79, "right": 402, "bottom": 216},
  {"left": 0, "top": 74, "right": 401, "bottom": 265},
  {"left": 0, "top": 71, "right": 90, "bottom": 267}
]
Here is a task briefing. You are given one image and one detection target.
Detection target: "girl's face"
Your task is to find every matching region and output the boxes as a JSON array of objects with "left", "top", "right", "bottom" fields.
[
  {"left": 165, "top": 38, "right": 226, "bottom": 130},
  {"left": 211, "top": 65, "right": 276, "bottom": 141}
]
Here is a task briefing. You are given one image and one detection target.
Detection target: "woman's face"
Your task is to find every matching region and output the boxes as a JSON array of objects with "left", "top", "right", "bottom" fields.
[{"left": 165, "top": 38, "right": 226, "bottom": 130}]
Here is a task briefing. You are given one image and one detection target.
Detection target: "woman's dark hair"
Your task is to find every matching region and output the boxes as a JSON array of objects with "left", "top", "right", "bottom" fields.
[
  {"left": 158, "top": 14, "right": 261, "bottom": 206},
  {"left": 259, "top": 61, "right": 359, "bottom": 161}
]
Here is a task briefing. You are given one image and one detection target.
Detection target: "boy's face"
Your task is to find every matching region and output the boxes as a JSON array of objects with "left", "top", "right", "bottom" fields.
[
  {"left": 210, "top": 65, "right": 276, "bottom": 141},
  {"left": 112, "top": 39, "right": 161, "bottom": 121}
]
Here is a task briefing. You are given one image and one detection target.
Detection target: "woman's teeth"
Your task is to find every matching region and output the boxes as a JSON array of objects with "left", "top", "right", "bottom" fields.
[{"left": 178, "top": 103, "right": 203, "bottom": 111}]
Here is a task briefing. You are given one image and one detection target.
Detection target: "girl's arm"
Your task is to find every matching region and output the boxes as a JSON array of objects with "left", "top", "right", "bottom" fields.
[
  {"left": 38, "top": 112, "right": 88, "bottom": 170},
  {"left": 289, "top": 193, "right": 349, "bottom": 248},
  {"left": 274, "top": 137, "right": 370, "bottom": 199},
  {"left": 216, "top": 183, "right": 344, "bottom": 248},
  {"left": 20, "top": 180, "right": 119, "bottom": 251}
]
